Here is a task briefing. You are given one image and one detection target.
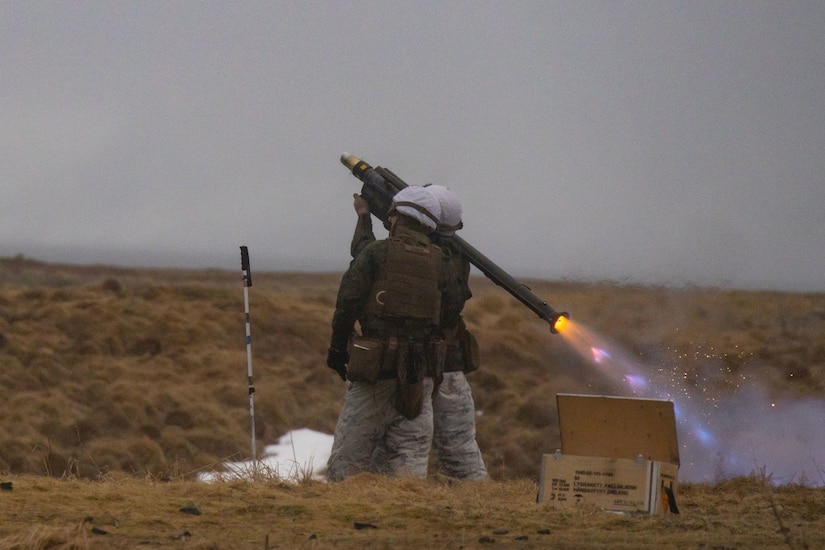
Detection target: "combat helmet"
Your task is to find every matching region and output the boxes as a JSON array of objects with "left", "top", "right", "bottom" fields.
[
  {"left": 425, "top": 184, "right": 463, "bottom": 235},
  {"left": 389, "top": 186, "right": 442, "bottom": 231}
]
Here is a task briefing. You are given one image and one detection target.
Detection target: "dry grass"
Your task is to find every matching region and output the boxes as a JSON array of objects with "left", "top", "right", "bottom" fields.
[
  {"left": 0, "top": 473, "right": 823, "bottom": 549},
  {"left": 1, "top": 255, "right": 825, "bottom": 547}
]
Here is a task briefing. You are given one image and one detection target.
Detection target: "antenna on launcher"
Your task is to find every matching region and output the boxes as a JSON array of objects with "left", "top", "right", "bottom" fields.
[{"left": 240, "top": 246, "right": 256, "bottom": 464}]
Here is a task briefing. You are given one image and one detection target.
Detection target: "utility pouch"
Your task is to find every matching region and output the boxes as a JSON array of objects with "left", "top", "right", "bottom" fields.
[
  {"left": 427, "top": 336, "right": 446, "bottom": 387},
  {"left": 395, "top": 340, "right": 426, "bottom": 420},
  {"left": 458, "top": 322, "right": 481, "bottom": 374},
  {"left": 383, "top": 336, "right": 399, "bottom": 377},
  {"left": 346, "top": 337, "right": 385, "bottom": 385}
]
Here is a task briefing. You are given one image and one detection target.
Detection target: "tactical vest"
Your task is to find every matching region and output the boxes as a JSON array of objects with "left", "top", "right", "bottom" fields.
[{"left": 364, "top": 237, "right": 442, "bottom": 325}]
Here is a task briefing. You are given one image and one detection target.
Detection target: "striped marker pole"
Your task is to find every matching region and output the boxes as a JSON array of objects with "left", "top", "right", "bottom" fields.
[{"left": 240, "top": 246, "right": 256, "bottom": 462}]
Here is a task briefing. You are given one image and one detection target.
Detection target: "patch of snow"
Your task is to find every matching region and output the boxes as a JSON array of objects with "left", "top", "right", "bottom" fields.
[{"left": 198, "top": 428, "right": 334, "bottom": 483}]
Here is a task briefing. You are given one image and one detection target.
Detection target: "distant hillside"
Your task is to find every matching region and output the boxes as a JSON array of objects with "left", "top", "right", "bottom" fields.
[{"left": 1, "top": 255, "right": 823, "bottom": 481}]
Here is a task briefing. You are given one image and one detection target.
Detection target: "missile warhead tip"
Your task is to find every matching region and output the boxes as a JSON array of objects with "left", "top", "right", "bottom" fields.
[
  {"left": 340, "top": 153, "right": 372, "bottom": 179},
  {"left": 340, "top": 153, "right": 360, "bottom": 170}
]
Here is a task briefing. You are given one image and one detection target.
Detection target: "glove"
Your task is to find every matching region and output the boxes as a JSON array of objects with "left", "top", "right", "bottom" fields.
[
  {"left": 353, "top": 193, "right": 370, "bottom": 216},
  {"left": 326, "top": 348, "right": 349, "bottom": 381}
]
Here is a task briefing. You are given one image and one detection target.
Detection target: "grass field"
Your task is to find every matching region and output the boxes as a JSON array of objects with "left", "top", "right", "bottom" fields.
[
  {"left": 1, "top": 473, "right": 824, "bottom": 549},
  {"left": 1, "top": 256, "right": 823, "bottom": 548}
]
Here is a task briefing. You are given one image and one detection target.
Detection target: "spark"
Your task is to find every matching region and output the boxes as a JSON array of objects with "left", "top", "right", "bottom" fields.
[
  {"left": 591, "top": 347, "right": 610, "bottom": 363},
  {"left": 692, "top": 426, "right": 715, "bottom": 445},
  {"left": 624, "top": 374, "right": 648, "bottom": 390}
]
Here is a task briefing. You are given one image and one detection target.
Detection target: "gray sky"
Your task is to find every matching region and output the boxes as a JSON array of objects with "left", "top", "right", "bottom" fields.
[{"left": 3, "top": 1, "right": 824, "bottom": 291}]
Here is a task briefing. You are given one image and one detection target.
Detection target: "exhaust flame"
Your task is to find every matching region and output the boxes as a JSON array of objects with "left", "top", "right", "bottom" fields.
[
  {"left": 553, "top": 318, "right": 825, "bottom": 486},
  {"left": 552, "top": 315, "right": 568, "bottom": 333}
]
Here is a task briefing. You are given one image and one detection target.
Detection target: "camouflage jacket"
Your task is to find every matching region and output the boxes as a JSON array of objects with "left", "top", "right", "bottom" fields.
[
  {"left": 347, "top": 214, "right": 472, "bottom": 371},
  {"left": 330, "top": 225, "right": 462, "bottom": 353}
]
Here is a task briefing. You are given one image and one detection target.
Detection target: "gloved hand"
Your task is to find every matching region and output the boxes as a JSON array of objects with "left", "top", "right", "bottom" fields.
[
  {"left": 353, "top": 193, "right": 370, "bottom": 216},
  {"left": 326, "top": 348, "right": 349, "bottom": 381}
]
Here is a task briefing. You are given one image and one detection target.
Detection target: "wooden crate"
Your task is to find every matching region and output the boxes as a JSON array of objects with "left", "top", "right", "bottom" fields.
[
  {"left": 537, "top": 453, "right": 679, "bottom": 515},
  {"left": 536, "top": 394, "right": 680, "bottom": 514}
]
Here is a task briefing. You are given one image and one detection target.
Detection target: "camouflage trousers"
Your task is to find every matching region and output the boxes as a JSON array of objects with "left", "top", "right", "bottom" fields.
[
  {"left": 432, "top": 371, "right": 488, "bottom": 480},
  {"left": 326, "top": 378, "right": 434, "bottom": 482}
]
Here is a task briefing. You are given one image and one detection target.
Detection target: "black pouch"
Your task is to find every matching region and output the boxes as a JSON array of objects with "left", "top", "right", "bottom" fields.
[
  {"left": 395, "top": 341, "right": 426, "bottom": 420},
  {"left": 346, "top": 337, "right": 385, "bottom": 384},
  {"left": 427, "top": 336, "right": 446, "bottom": 387},
  {"left": 458, "top": 321, "right": 481, "bottom": 374}
]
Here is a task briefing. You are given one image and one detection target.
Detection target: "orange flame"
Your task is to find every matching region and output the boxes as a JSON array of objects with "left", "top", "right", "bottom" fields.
[{"left": 553, "top": 315, "right": 568, "bottom": 333}]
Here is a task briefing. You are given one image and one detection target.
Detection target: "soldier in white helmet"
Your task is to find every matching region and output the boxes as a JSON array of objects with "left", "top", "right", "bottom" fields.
[
  {"left": 424, "top": 184, "right": 488, "bottom": 479},
  {"left": 326, "top": 186, "right": 453, "bottom": 481},
  {"left": 351, "top": 185, "right": 488, "bottom": 480}
]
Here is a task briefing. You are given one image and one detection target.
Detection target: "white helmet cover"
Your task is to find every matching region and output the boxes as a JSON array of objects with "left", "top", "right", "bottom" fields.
[
  {"left": 425, "top": 184, "right": 463, "bottom": 235},
  {"left": 390, "top": 186, "right": 442, "bottom": 230}
]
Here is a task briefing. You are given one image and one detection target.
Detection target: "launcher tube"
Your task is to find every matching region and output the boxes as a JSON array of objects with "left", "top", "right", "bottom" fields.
[{"left": 339, "top": 153, "right": 569, "bottom": 332}]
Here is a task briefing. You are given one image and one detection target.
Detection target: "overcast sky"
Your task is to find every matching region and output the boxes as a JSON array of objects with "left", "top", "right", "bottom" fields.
[{"left": 3, "top": 1, "right": 824, "bottom": 291}]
